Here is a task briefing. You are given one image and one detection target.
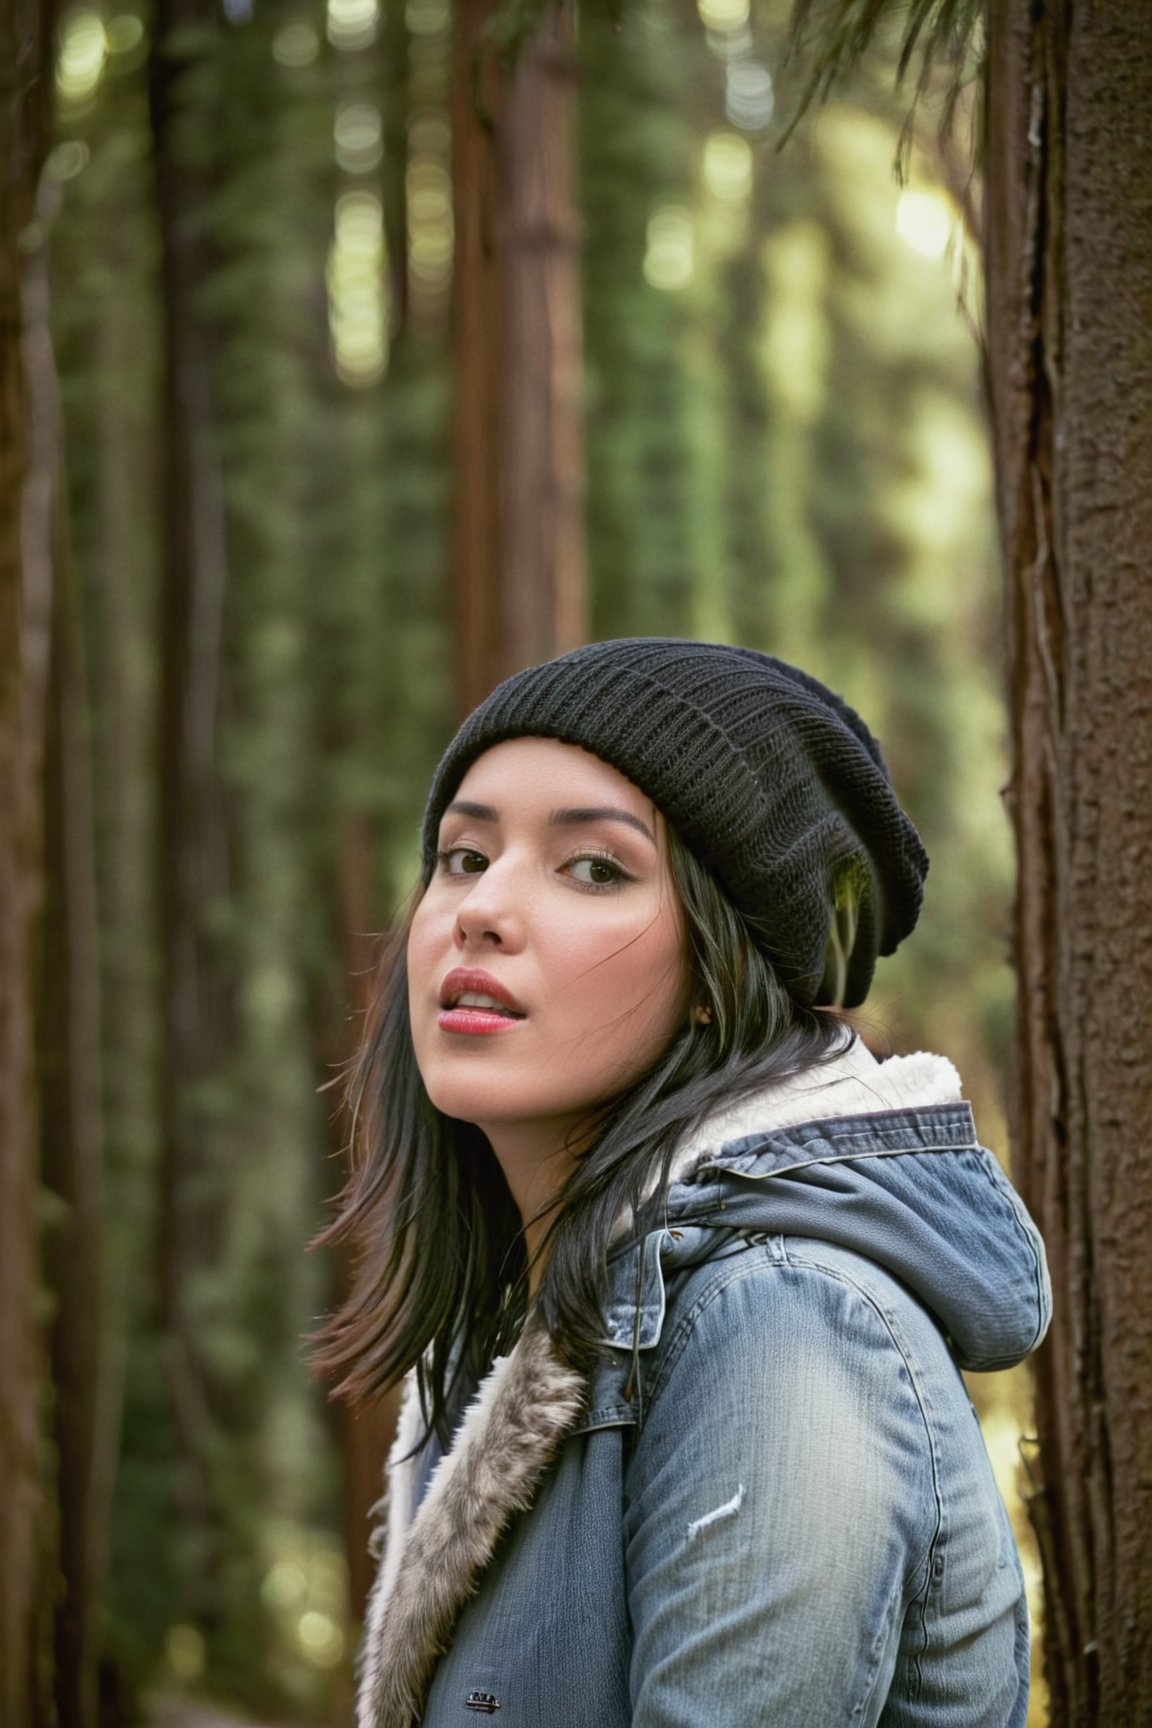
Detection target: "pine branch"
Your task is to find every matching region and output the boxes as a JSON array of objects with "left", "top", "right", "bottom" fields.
[{"left": 781, "top": 0, "right": 985, "bottom": 147}]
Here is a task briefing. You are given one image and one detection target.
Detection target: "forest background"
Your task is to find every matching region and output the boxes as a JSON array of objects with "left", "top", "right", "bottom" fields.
[{"left": 4, "top": 0, "right": 1150, "bottom": 1725}]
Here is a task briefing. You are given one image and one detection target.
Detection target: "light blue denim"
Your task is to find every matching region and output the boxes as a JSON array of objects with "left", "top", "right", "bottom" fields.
[{"left": 419, "top": 1103, "right": 1050, "bottom": 1726}]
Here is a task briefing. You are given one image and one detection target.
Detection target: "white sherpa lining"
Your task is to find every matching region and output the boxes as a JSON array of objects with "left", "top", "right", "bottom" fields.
[{"left": 667, "top": 1036, "right": 963, "bottom": 1184}]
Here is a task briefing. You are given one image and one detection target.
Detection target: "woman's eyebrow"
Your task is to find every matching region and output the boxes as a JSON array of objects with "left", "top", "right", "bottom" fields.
[
  {"left": 444, "top": 799, "right": 498, "bottom": 822},
  {"left": 443, "top": 798, "right": 655, "bottom": 846},
  {"left": 549, "top": 806, "right": 656, "bottom": 845}
]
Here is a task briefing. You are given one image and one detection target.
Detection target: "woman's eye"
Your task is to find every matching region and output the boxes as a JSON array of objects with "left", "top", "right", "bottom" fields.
[
  {"left": 438, "top": 847, "right": 488, "bottom": 877},
  {"left": 567, "top": 854, "right": 626, "bottom": 888}
]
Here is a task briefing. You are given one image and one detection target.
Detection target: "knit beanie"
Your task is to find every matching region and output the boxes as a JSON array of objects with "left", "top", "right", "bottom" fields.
[{"left": 421, "top": 639, "right": 928, "bottom": 1008}]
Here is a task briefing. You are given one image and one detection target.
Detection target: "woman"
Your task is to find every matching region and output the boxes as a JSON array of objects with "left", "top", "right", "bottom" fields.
[{"left": 317, "top": 639, "right": 1049, "bottom": 1728}]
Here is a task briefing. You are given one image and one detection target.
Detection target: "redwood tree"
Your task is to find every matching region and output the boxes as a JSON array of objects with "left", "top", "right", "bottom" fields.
[
  {"left": 450, "top": 0, "right": 587, "bottom": 713},
  {"left": 1, "top": 0, "right": 58, "bottom": 1721},
  {"left": 984, "top": 4, "right": 1152, "bottom": 1720},
  {"left": 147, "top": 0, "right": 234, "bottom": 1624},
  {"left": 7, "top": 45, "right": 106, "bottom": 1728},
  {"left": 25, "top": 217, "right": 105, "bottom": 1728}
]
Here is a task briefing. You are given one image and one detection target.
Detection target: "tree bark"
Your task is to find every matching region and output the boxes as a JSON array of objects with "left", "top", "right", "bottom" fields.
[
  {"left": 450, "top": 0, "right": 586, "bottom": 715},
  {"left": 0, "top": 0, "right": 58, "bottom": 1720},
  {"left": 985, "top": 3, "right": 1152, "bottom": 1721},
  {"left": 499, "top": 4, "right": 585, "bottom": 677}
]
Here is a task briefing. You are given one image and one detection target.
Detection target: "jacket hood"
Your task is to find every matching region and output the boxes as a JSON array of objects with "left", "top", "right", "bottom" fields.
[{"left": 598, "top": 1039, "right": 1050, "bottom": 1376}]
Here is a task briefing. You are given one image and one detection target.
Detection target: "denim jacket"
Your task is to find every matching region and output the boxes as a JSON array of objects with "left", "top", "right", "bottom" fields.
[{"left": 358, "top": 1043, "right": 1050, "bottom": 1728}]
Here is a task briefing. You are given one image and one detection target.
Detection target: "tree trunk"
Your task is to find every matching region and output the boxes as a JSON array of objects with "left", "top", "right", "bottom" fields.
[
  {"left": 148, "top": 0, "right": 232, "bottom": 1610},
  {"left": 0, "top": 0, "right": 58, "bottom": 1720},
  {"left": 24, "top": 196, "right": 105, "bottom": 1728},
  {"left": 985, "top": 4, "right": 1152, "bottom": 1721},
  {"left": 499, "top": 4, "right": 585, "bottom": 678},
  {"left": 450, "top": 0, "right": 586, "bottom": 715},
  {"left": 86, "top": 108, "right": 162, "bottom": 1662}
]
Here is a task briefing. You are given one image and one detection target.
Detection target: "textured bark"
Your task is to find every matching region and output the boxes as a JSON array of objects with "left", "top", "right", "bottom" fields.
[
  {"left": 499, "top": 5, "right": 585, "bottom": 678},
  {"left": 985, "top": 3, "right": 1152, "bottom": 1721},
  {"left": 450, "top": 0, "right": 586, "bottom": 715},
  {"left": 0, "top": 0, "right": 57, "bottom": 1720}
]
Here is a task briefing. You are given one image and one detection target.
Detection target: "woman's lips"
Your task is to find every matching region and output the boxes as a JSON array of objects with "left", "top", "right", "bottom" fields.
[
  {"left": 437, "top": 1006, "right": 523, "bottom": 1035},
  {"left": 437, "top": 968, "right": 526, "bottom": 1035}
]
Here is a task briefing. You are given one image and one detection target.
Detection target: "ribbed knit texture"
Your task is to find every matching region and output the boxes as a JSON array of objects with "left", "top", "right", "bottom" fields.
[{"left": 422, "top": 640, "right": 928, "bottom": 1008}]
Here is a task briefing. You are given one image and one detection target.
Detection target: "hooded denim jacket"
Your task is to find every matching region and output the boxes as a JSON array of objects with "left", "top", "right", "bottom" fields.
[{"left": 357, "top": 1043, "right": 1051, "bottom": 1728}]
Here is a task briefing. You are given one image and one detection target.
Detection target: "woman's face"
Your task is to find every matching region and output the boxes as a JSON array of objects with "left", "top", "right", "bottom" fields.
[{"left": 407, "top": 737, "right": 687, "bottom": 1159}]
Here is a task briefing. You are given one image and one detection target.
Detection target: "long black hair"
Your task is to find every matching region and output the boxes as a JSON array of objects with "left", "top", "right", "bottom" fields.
[{"left": 313, "top": 824, "right": 848, "bottom": 1435}]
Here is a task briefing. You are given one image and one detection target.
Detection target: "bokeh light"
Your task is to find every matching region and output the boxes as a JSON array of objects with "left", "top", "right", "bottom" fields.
[
  {"left": 297, "top": 1609, "right": 345, "bottom": 1667},
  {"left": 273, "top": 21, "right": 320, "bottom": 66},
  {"left": 896, "top": 188, "right": 954, "bottom": 258},
  {"left": 703, "top": 130, "right": 753, "bottom": 204},
  {"left": 45, "top": 140, "right": 91, "bottom": 181},
  {"left": 407, "top": 112, "right": 453, "bottom": 304},
  {"left": 327, "top": 0, "right": 378, "bottom": 53},
  {"left": 335, "top": 101, "right": 383, "bottom": 174},
  {"left": 643, "top": 206, "right": 694, "bottom": 292},
  {"left": 56, "top": 10, "right": 107, "bottom": 104},
  {"left": 697, "top": 0, "right": 749, "bottom": 30},
  {"left": 261, "top": 1558, "right": 308, "bottom": 1610},
  {"left": 327, "top": 191, "right": 388, "bottom": 385},
  {"left": 725, "top": 58, "right": 775, "bottom": 132}
]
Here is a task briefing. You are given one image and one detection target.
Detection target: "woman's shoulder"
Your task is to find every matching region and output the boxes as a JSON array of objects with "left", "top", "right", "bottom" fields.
[
  {"left": 583, "top": 1224, "right": 956, "bottom": 1447},
  {"left": 650, "top": 1228, "right": 948, "bottom": 1396},
  {"left": 619, "top": 1237, "right": 949, "bottom": 1588}
]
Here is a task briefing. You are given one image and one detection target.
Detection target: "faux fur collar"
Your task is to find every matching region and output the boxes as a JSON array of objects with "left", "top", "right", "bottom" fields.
[
  {"left": 357, "top": 1318, "right": 584, "bottom": 1727},
  {"left": 356, "top": 1041, "right": 964, "bottom": 1726}
]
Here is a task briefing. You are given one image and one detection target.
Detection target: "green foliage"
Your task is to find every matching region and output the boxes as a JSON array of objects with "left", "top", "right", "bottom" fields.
[{"left": 782, "top": 0, "right": 984, "bottom": 141}]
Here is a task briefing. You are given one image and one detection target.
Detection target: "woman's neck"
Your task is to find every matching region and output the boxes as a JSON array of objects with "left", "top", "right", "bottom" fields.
[{"left": 482, "top": 1122, "right": 580, "bottom": 1301}]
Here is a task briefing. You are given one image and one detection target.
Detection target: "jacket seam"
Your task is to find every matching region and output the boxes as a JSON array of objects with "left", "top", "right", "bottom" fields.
[{"left": 693, "top": 1139, "right": 979, "bottom": 1184}]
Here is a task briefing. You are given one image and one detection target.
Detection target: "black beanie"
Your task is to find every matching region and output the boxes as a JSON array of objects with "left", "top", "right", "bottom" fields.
[{"left": 421, "top": 639, "right": 928, "bottom": 1009}]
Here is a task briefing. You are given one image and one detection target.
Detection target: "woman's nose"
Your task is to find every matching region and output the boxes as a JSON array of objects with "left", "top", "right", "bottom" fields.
[{"left": 453, "top": 862, "right": 526, "bottom": 950}]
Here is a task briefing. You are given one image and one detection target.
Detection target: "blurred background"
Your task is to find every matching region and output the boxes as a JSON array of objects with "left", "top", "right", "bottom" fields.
[{"left": 13, "top": 0, "right": 1041, "bottom": 1720}]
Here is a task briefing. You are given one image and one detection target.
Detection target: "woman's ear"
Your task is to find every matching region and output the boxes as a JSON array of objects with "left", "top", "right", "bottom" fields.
[{"left": 691, "top": 1004, "right": 713, "bottom": 1026}]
